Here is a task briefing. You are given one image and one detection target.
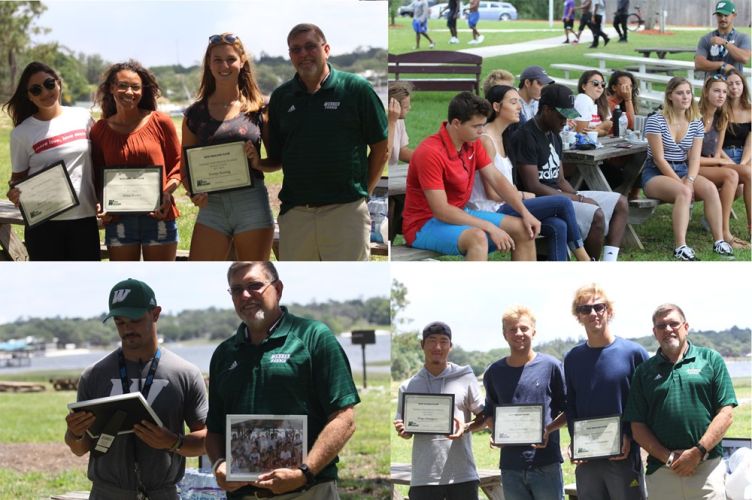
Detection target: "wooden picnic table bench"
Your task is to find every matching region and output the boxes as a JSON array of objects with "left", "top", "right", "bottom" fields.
[
  {"left": 0, "top": 199, "right": 28, "bottom": 261},
  {"left": 391, "top": 463, "right": 503, "bottom": 500},
  {"left": 388, "top": 51, "right": 483, "bottom": 94},
  {"left": 635, "top": 47, "right": 696, "bottom": 59}
]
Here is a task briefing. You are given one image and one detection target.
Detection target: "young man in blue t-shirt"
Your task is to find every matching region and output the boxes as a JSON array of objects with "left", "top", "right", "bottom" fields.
[
  {"left": 483, "top": 306, "right": 567, "bottom": 499},
  {"left": 564, "top": 284, "right": 649, "bottom": 500}
]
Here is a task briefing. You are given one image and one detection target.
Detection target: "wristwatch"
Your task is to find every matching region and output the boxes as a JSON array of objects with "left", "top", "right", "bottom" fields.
[
  {"left": 169, "top": 433, "right": 184, "bottom": 453},
  {"left": 298, "top": 463, "right": 315, "bottom": 488},
  {"left": 694, "top": 443, "right": 708, "bottom": 461}
]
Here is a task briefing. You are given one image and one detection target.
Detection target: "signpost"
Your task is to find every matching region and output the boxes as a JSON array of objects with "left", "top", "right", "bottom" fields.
[{"left": 350, "top": 330, "right": 376, "bottom": 388}]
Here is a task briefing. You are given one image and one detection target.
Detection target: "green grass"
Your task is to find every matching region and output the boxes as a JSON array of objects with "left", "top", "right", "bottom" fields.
[
  {"left": 391, "top": 377, "right": 751, "bottom": 497},
  {"left": 0, "top": 370, "right": 391, "bottom": 499}
]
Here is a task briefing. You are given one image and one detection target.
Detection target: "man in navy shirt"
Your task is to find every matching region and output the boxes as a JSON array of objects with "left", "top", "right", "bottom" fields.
[
  {"left": 564, "top": 283, "right": 649, "bottom": 500},
  {"left": 483, "top": 305, "right": 567, "bottom": 499}
]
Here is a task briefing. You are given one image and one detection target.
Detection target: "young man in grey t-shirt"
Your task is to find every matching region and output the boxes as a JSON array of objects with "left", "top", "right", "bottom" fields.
[
  {"left": 694, "top": 0, "right": 751, "bottom": 79},
  {"left": 64, "top": 279, "right": 208, "bottom": 499}
]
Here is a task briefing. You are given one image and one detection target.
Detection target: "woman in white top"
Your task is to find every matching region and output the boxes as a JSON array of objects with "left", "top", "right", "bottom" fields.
[
  {"left": 3, "top": 61, "right": 99, "bottom": 260},
  {"left": 387, "top": 81, "right": 414, "bottom": 168},
  {"left": 467, "top": 84, "right": 590, "bottom": 261},
  {"left": 573, "top": 70, "right": 612, "bottom": 136},
  {"left": 698, "top": 76, "right": 748, "bottom": 249},
  {"left": 642, "top": 77, "right": 733, "bottom": 260}
]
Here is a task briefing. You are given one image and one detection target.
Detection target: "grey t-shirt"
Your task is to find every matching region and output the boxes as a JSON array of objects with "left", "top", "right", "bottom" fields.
[
  {"left": 77, "top": 348, "right": 208, "bottom": 495},
  {"left": 696, "top": 29, "right": 751, "bottom": 78},
  {"left": 701, "top": 117, "right": 721, "bottom": 157}
]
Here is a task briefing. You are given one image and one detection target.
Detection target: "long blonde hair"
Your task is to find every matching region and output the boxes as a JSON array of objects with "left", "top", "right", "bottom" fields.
[
  {"left": 662, "top": 77, "right": 700, "bottom": 124},
  {"left": 196, "top": 33, "right": 264, "bottom": 114},
  {"left": 699, "top": 77, "right": 729, "bottom": 133}
]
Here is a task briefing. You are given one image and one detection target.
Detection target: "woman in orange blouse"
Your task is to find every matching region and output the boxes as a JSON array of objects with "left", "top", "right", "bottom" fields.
[{"left": 90, "top": 60, "right": 182, "bottom": 261}]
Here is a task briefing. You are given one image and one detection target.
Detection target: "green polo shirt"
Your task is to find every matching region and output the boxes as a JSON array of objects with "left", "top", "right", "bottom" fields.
[
  {"left": 623, "top": 342, "right": 737, "bottom": 475},
  {"left": 267, "top": 64, "right": 388, "bottom": 214},
  {"left": 207, "top": 307, "right": 360, "bottom": 491}
]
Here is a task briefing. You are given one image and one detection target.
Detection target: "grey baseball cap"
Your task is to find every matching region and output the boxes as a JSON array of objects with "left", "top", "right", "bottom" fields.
[{"left": 520, "top": 66, "right": 555, "bottom": 85}]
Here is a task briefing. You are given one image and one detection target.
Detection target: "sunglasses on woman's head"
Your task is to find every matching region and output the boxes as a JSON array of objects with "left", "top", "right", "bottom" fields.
[
  {"left": 711, "top": 73, "right": 727, "bottom": 81},
  {"left": 28, "top": 78, "right": 56, "bottom": 96},
  {"left": 209, "top": 33, "right": 239, "bottom": 45}
]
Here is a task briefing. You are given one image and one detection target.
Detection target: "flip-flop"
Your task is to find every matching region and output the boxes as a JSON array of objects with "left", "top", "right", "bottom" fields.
[{"left": 729, "top": 236, "right": 751, "bottom": 249}]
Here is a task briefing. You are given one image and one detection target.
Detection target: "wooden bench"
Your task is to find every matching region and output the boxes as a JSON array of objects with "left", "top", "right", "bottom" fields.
[
  {"left": 0, "top": 200, "right": 28, "bottom": 261},
  {"left": 550, "top": 63, "right": 612, "bottom": 81},
  {"left": 388, "top": 51, "right": 483, "bottom": 94},
  {"left": 391, "top": 463, "right": 503, "bottom": 500}
]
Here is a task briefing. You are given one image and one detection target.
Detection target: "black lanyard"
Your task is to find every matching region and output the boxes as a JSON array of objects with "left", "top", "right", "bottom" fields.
[{"left": 117, "top": 348, "right": 161, "bottom": 399}]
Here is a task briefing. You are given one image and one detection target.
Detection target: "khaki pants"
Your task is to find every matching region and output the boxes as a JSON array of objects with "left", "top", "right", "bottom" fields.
[
  {"left": 237, "top": 481, "right": 338, "bottom": 499},
  {"left": 278, "top": 198, "right": 370, "bottom": 261},
  {"left": 645, "top": 457, "right": 726, "bottom": 500}
]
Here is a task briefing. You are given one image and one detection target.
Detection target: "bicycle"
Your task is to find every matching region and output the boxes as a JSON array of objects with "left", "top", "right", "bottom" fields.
[{"left": 627, "top": 6, "right": 645, "bottom": 32}]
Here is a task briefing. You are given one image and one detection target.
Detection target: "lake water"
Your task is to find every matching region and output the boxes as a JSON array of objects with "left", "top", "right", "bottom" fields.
[{"left": 0, "top": 331, "right": 391, "bottom": 375}]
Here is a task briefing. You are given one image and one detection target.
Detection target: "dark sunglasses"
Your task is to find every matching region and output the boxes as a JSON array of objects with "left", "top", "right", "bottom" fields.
[
  {"left": 575, "top": 303, "right": 608, "bottom": 315},
  {"left": 209, "top": 33, "right": 239, "bottom": 45},
  {"left": 28, "top": 78, "right": 57, "bottom": 97},
  {"left": 589, "top": 80, "right": 606, "bottom": 88}
]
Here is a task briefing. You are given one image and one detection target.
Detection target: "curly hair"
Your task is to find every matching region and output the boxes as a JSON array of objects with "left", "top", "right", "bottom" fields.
[{"left": 95, "top": 60, "right": 161, "bottom": 118}]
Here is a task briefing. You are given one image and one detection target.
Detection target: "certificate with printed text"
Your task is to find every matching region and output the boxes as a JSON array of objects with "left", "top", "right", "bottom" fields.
[
  {"left": 184, "top": 141, "right": 252, "bottom": 194},
  {"left": 402, "top": 393, "right": 455, "bottom": 435},
  {"left": 103, "top": 167, "right": 162, "bottom": 213},
  {"left": 572, "top": 415, "right": 622, "bottom": 460},
  {"left": 17, "top": 160, "right": 79, "bottom": 227},
  {"left": 493, "top": 404, "right": 544, "bottom": 445}
]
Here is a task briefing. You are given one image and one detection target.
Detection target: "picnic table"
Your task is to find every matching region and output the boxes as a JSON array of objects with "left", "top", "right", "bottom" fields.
[
  {"left": 635, "top": 47, "right": 695, "bottom": 59},
  {"left": 0, "top": 199, "right": 28, "bottom": 261},
  {"left": 585, "top": 52, "right": 752, "bottom": 80},
  {"left": 390, "top": 463, "right": 503, "bottom": 500},
  {"left": 563, "top": 136, "right": 649, "bottom": 249}
]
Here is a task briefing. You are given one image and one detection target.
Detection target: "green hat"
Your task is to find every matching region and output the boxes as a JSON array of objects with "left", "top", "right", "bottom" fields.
[
  {"left": 714, "top": 0, "right": 735, "bottom": 15},
  {"left": 103, "top": 278, "right": 157, "bottom": 322}
]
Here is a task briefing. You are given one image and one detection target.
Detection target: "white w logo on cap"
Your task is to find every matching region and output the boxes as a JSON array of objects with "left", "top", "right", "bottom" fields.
[{"left": 111, "top": 289, "right": 131, "bottom": 304}]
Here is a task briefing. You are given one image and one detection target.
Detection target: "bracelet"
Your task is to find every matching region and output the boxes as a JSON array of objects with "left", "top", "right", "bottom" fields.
[{"left": 212, "top": 457, "right": 226, "bottom": 475}]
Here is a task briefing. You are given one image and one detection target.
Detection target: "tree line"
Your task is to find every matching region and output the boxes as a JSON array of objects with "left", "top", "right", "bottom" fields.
[
  {"left": 0, "top": 2, "right": 386, "bottom": 105},
  {"left": 0, "top": 297, "right": 389, "bottom": 347}
]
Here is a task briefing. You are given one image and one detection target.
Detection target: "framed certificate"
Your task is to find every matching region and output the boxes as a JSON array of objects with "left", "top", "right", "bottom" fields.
[
  {"left": 16, "top": 160, "right": 79, "bottom": 228},
  {"left": 103, "top": 166, "right": 162, "bottom": 213},
  {"left": 184, "top": 141, "right": 253, "bottom": 195},
  {"left": 572, "top": 414, "right": 622, "bottom": 460},
  {"left": 226, "top": 414, "right": 307, "bottom": 481},
  {"left": 68, "top": 392, "right": 163, "bottom": 438},
  {"left": 493, "top": 404, "right": 544, "bottom": 445},
  {"left": 401, "top": 393, "right": 454, "bottom": 435}
]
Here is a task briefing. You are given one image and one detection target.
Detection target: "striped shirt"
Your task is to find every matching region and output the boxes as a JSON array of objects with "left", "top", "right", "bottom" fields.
[{"left": 645, "top": 113, "right": 704, "bottom": 162}]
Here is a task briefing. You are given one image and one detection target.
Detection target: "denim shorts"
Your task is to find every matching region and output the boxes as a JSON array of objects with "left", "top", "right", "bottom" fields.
[
  {"left": 641, "top": 157, "right": 689, "bottom": 187},
  {"left": 412, "top": 208, "right": 505, "bottom": 256},
  {"left": 105, "top": 214, "right": 178, "bottom": 247},
  {"left": 724, "top": 146, "right": 744, "bottom": 164},
  {"left": 196, "top": 183, "right": 274, "bottom": 236}
]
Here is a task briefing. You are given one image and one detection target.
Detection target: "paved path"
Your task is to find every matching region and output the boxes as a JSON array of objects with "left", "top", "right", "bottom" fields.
[{"left": 457, "top": 27, "right": 621, "bottom": 58}]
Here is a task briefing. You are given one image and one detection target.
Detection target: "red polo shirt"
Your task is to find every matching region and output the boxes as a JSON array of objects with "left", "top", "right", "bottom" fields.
[{"left": 402, "top": 122, "right": 491, "bottom": 245}]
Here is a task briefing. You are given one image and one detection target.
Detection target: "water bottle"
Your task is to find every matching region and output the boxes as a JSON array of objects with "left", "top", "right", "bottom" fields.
[
  {"left": 612, "top": 108, "right": 622, "bottom": 137},
  {"left": 619, "top": 112, "right": 628, "bottom": 139}
]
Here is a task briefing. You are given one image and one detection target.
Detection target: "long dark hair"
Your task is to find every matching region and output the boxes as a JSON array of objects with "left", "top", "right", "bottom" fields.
[
  {"left": 578, "top": 70, "right": 609, "bottom": 121},
  {"left": 607, "top": 70, "right": 640, "bottom": 106},
  {"left": 95, "top": 60, "right": 161, "bottom": 118},
  {"left": 196, "top": 33, "right": 264, "bottom": 114},
  {"left": 2, "top": 61, "right": 61, "bottom": 127}
]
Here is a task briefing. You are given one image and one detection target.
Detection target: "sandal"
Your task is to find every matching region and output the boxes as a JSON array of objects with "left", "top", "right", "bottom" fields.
[{"left": 730, "top": 236, "right": 751, "bottom": 249}]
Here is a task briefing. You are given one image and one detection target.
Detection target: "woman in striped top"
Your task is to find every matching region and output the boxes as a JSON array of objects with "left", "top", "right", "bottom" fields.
[{"left": 641, "top": 77, "right": 734, "bottom": 260}]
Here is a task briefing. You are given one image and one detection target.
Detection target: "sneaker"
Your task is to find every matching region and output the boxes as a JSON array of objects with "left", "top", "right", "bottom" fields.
[
  {"left": 674, "top": 245, "right": 699, "bottom": 261},
  {"left": 468, "top": 39, "right": 478, "bottom": 44},
  {"left": 563, "top": 39, "right": 570, "bottom": 44},
  {"left": 604, "top": 36, "right": 610, "bottom": 46},
  {"left": 477, "top": 35, "right": 484, "bottom": 43},
  {"left": 588, "top": 44, "right": 599, "bottom": 49},
  {"left": 449, "top": 37, "right": 459, "bottom": 44},
  {"left": 429, "top": 42, "right": 435, "bottom": 48},
  {"left": 713, "top": 240, "right": 735, "bottom": 259},
  {"left": 618, "top": 38, "right": 628, "bottom": 43}
]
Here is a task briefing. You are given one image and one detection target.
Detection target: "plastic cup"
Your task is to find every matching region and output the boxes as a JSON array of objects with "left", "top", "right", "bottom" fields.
[{"left": 587, "top": 131, "right": 598, "bottom": 144}]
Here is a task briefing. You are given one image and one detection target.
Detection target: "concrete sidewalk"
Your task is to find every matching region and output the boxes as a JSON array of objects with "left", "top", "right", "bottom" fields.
[{"left": 456, "top": 27, "right": 621, "bottom": 58}]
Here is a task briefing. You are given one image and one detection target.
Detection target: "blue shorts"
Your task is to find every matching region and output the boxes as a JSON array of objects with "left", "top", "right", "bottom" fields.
[
  {"left": 196, "top": 183, "right": 274, "bottom": 236},
  {"left": 412, "top": 18, "right": 428, "bottom": 34},
  {"left": 105, "top": 214, "right": 178, "bottom": 247},
  {"left": 412, "top": 208, "right": 505, "bottom": 256},
  {"left": 468, "top": 11, "right": 480, "bottom": 28},
  {"left": 724, "top": 146, "right": 744, "bottom": 163},
  {"left": 641, "top": 157, "right": 689, "bottom": 187}
]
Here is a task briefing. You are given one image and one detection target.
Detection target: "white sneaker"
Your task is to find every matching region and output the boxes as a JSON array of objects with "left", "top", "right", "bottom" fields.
[
  {"left": 449, "top": 37, "right": 459, "bottom": 44},
  {"left": 477, "top": 35, "right": 484, "bottom": 43},
  {"left": 468, "top": 39, "right": 478, "bottom": 44},
  {"left": 674, "top": 245, "right": 698, "bottom": 261},
  {"left": 429, "top": 42, "right": 435, "bottom": 48}
]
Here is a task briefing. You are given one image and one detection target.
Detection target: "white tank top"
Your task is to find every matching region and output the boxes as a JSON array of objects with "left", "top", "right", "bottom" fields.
[{"left": 467, "top": 133, "right": 514, "bottom": 212}]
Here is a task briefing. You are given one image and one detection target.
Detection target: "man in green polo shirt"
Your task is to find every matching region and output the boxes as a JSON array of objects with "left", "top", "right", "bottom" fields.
[
  {"left": 266, "top": 23, "right": 388, "bottom": 261},
  {"left": 624, "top": 303, "right": 737, "bottom": 500},
  {"left": 206, "top": 262, "right": 361, "bottom": 498}
]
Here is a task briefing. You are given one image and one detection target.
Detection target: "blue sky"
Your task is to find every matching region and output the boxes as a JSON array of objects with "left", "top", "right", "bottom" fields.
[
  {"left": 34, "top": 0, "right": 387, "bottom": 67},
  {"left": 0, "top": 262, "right": 390, "bottom": 324},
  {"left": 392, "top": 262, "right": 752, "bottom": 351}
]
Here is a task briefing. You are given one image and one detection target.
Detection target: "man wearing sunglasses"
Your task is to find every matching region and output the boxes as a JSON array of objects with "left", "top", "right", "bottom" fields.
[
  {"left": 265, "top": 23, "right": 388, "bottom": 261},
  {"left": 394, "top": 321, "right": 486, "bottom": 500},
  {"left": 563, "top": 284, "right": 649, "bottom": 500},
  {"left": 514, "top": 84, "right": 629, "bottom": 261},
  {"left": 624, "top": 304, "right": 737, "bottom": 500},
  {"left": 206, "top": 262, "right": 360, "bottom": 499},
  {"left": 694, "top": 0, "right": 751, "bottom": 80},
  {"left": 64, "top": 279, "right": 208, "bottom": 499}
]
